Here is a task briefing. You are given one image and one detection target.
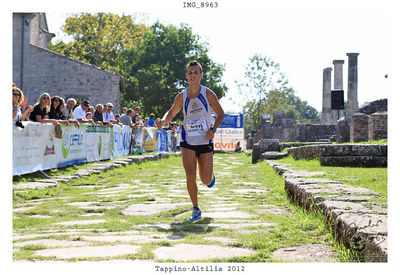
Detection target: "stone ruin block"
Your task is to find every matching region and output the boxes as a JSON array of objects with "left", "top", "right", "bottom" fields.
[
  {"left": 336, "top": 117, "right": 350, "bottom": 143},
  {"left": 281, "top": 118, "right": 294, "bottom": 128},
  {"left": 350, "top": 113, "right": 369, "bottom": 142},
  {"left": 259, "top": 139, "right": 280, "bottom": 152},
  {"left": 272, "top": 112, "right": 284, "bottom": 127},
  {"left": 368, "top": 112, "right": 387, "bottom": 141}
]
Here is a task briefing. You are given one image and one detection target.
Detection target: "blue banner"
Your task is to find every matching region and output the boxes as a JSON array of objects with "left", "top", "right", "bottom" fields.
[
  {"left": 156, "top": 129, "right": 168, "bottom": 152},
  {"left": 213, "top": 114, "right": 243, "bottom": 128}
]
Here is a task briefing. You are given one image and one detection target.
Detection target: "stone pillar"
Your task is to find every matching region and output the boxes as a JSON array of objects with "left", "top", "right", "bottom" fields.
[
  {"left": 322, "top": 67, "right": 332, "bottom": 124},
  {"left": 346, "top": 53, "right": 359, "bottom": 117},
  {"left": 350, "top": 112, "right": 369, "bottom": 142},
  {"left": 333, "top": 60, "right": 345, "bottom": 120}
]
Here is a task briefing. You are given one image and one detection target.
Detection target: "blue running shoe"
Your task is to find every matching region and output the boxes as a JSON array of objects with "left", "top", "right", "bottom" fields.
[
  {"left": 207, "top": 174, "right": 216, "bottom": 188},
  {"left": 189, "top": 206, "right": 202, "bottom": 221}
]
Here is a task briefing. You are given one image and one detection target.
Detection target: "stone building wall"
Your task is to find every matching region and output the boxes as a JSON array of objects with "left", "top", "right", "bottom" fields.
[
  {"left": 368, "top": 112, "right": 387, "bottom": 140},
  {"left": 13, "top": 13, "right": 122, "bottom": 112},
  {"left": 25, "top": 45, "right": 122, "bottom": 110}
]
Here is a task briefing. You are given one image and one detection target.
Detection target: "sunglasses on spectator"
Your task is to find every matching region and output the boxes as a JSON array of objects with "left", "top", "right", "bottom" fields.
[
  {"left": 53, "top": 99, "right": 59, "bottom": 102},
  {"left": 13, "top": 93, "right": 20, "bottom": 96},
  {"left": 43, "top": 97, "right": 50, "bottom": 100}
]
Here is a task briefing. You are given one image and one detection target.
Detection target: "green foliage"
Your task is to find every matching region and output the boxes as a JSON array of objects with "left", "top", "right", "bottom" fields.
[
  {"left": 119, "top": 22, "right": 227, "bottom": 118},
  {"left": 48, "top": 13, "right": 149, "bottom": 72},
  {"left": 236, "top": 54, "right": 318, "bottom": 133}
]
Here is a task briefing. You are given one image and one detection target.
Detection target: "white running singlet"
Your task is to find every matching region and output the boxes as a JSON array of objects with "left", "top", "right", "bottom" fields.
[{"left": 181, "top": 86, "right": 214, "bottom": 145}]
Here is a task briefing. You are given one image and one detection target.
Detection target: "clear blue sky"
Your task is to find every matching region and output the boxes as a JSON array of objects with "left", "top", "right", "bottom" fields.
[{"left": 45, "top": 1, "right": 394, "bottom": 115}]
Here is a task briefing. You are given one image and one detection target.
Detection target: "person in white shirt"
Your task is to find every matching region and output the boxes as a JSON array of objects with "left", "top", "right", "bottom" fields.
[
  {"left": 61, "top": 98, "right": 76, "bottom": 120},
  {"left": 160, "top": 60, "right": 225, "bottom": 221},
  {"left": 73, "top": 100, "right": 95, "bottom": 126},
  {"left": 104, "top": 102, "right": 118, "bottom": 123}
]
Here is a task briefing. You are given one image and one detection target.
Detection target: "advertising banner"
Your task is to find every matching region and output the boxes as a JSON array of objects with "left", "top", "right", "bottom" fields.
[
  {"left": 13, "top": 123, "right": 176, "bottom": 176},
  {"left": 111, "top": 125, "right": 132, "bottom": 158},
  {"left": 213, "top": 114, "right": 243, "bottom": 128},
  {"left": 143, "top": 127, "right": 157, "bottom": 152},
  {"left": 85, "top": 125, "right": 111, "bottom": 162},
  {"left": 131, "top": 127, "right": 145, "bottom": 154},
  {"left": 156, "top": 129, "right": 168, "bottom": 152},
  {"left": 13, "top": 122, "right": 54, "bottom": 175},
  {"left": 213, "top": 127, "right": 246, "bottom": 151}
]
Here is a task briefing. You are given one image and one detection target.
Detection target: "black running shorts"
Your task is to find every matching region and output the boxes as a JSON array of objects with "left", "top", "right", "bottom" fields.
[{"left": 180, "top": 141, "right": 214, "bottom": 157}]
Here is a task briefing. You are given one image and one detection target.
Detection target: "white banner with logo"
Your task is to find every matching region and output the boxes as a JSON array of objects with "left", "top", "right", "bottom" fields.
[
  {"left": 213, "top": 128, "right": 246, "bottom": 151},
  {"left": 13, "top": 122, "right": 178, "bottom": 176},
  {"left": 111, "top": 125, "right": 132, "bottom": 158}
]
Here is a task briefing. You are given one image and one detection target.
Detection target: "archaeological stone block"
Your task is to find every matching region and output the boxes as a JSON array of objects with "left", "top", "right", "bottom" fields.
[
  {"left": 368, "top": 112, "right": 387, "bottom": 141},
  {"left": 350, "top": 112, "right": 369, "bottom": 142}
]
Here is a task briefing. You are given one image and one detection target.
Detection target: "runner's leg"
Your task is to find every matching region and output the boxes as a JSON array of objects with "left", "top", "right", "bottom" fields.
[
  {"left": 198, "top": 151, "right": 213, "bottom": 185},
  {"left": 181, "top": 147, "right": 198, "bottom": 206}
]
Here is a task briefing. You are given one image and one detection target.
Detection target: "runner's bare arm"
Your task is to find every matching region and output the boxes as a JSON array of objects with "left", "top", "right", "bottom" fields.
[
  {"left": 206, "top": 89, "right": 225, "bottom": 129},
  {"left": 161, "top": 93, "right": 183, "bottom": 126}
]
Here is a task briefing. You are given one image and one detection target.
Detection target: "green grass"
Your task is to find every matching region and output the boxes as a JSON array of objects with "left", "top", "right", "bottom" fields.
[
  {"left": 332, "top": 139, "right": 387, "bottom": 145},
  {"left": 277, "top": 156, "right": 387, "bottom": 197},
  {"left": 13, "top": 153, "right": 356, "bottom": 262}
]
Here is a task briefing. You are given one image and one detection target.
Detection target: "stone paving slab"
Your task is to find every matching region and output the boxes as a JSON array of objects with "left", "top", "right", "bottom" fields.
[
  {"left": 34, "top": 244, "right": 141, "bottom": 259},
  {"left": 272, "top": 244, "right": 337, "bottom": 262},
  {"left": 202, "top": 211, "right": 256, "bottom": 219},
  {"left": 122, "top": 203, "right": 189, "bottom": 216},
  {"left": 153, "top": 243, "right": 255, "bottom": 261},
  {"left": 14, "top": 239, "right": 88, "bottom": 248},
  {"left": 13, "top": 181, "right": 59, "bottom": 189},
  {"left": 79, "top": 233, "right": 183, "bottom": 243},
  {"left": 54, "top": 220, "right": 108, "bottom": 226}
]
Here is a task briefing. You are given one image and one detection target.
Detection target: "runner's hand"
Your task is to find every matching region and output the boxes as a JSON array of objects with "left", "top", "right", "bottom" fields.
[{"left": 206, "top": 129, "right": 214, "bottom": 140}]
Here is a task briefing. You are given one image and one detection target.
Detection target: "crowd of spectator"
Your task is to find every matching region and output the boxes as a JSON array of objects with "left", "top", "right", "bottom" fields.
[{"left": 12, "top": 84, "right": 181, "bottom": 134}]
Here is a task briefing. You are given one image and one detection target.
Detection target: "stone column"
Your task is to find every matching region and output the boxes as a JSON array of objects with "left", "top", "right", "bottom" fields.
[
  {"left": 346, "top": 53, "right": 359, "bottom": 117},
  {"left": 333, "top": 60, "right": 345, "bottom": 120},
  {"left": 322, "top": 67, "right": 332, "bottom": 124}
]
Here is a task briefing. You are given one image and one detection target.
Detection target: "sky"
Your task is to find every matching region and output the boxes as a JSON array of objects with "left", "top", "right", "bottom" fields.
[{"left": 43, "top": 0, "right": 394, "bottom": 115}]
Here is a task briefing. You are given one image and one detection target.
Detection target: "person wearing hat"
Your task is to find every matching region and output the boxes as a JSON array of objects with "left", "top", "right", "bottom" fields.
[
  {"left": 73, "top": 100, "right": 95, "bottom": 125},
  {"left": 104, "top": 102, "right": 118, "bottom": 124}
]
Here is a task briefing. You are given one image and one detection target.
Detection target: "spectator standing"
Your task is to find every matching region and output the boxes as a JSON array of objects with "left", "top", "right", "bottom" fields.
[
  {"left": 48, "top": 96, "right": 66, "bottom": 120},
  {"left": 73, "top": 100, "right": 95, "bottom": 125},
  {"left": 48, "top": 96, "right": 74, "bottom": 126},
  {"left": 120, "top": 109, "right": 134, "bottom": 127},
  {"left": 29, "top": 92, "right": 60, "bottom": 126},
  {"left": 104, "top": 102, "right": 117, "bottom": 123},
  {"left": 13, "top": 86, "right": 33, "bottom": 126},
  {"left": 61, "top": 98, "right": 77, "bottom": 120},
  {"left": 123, "top": 107, "right": 127, "bottom": 115},
  {"left": 93, "top": 104, "right": 105, "bottom": 126},
  {"left": 135, "top": 106, "right": 141, "bottom": 116},
  {"left": 88, "top": 105, "right": 95, "bottom": 115},
  {"left": 148, "top": 113, "right": 156, "bottom": 127}
]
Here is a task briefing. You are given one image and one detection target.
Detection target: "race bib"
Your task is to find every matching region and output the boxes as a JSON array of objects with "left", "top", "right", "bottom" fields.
[{"left": 186, "top": 117, "right": 207, "bottom": 137}]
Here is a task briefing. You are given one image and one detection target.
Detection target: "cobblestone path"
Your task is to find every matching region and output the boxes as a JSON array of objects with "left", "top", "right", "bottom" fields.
[{"left": 13, "top": 153, "right": 341, "bottom": 263}]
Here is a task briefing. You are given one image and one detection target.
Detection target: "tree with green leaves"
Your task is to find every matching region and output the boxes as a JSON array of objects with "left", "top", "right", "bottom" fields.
[
  {"left": 236, "top": 54, "right": 318, "bottom": 133},
  {"left": 119, "top": 22, "right": 227, "bottom": 119},
  {"left": 48, "top": 13, "right": 149, "bottom": 72}
]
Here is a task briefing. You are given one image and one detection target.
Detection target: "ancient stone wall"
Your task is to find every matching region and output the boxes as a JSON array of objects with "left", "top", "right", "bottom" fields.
[
  {"left": 350, "top": 113, "right": 369, "bottom": 142},
  {"left": 13, "top": 13, "right": 122, "bottom": 112},
  {"left": 368, "top": 112, "right": 387, "bottom": 140},
  {"left": 288, "top": 144, "right": 387, "bottom": 167},
  {"left": 295, "top": 124, "right": 336, "bottom": 142},
  {"left": 357, "top": 99, "right": 387, "bottom": 115}
]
